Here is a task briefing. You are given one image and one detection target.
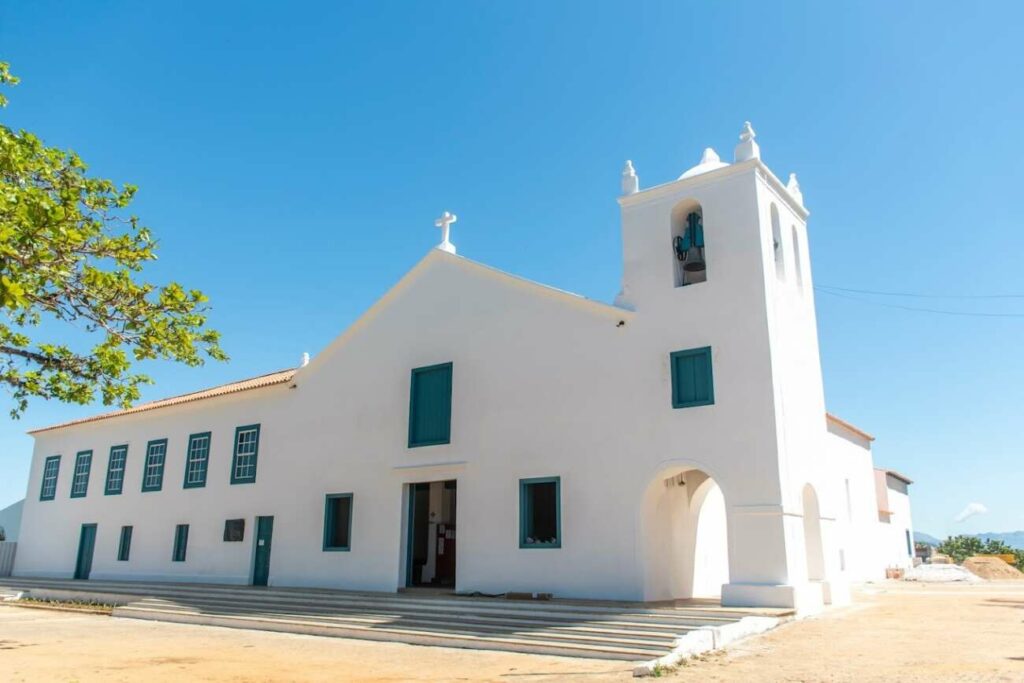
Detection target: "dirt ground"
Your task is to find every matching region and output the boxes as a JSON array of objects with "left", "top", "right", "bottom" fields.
[{"left": 2, "top": 581, "right": 1023, "bottom": 682}]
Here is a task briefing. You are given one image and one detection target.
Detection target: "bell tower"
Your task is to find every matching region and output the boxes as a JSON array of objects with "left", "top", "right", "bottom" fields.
[{"left": 619, "top": 123, "right": 844, "bottom": 611}]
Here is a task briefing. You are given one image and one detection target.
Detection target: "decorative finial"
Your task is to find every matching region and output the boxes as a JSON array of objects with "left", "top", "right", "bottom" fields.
[
  {"left": 700, "top": 148, "right": 721, "bottom": 165},
  {"left": 734, "top": 121, "right": 760, "bottom": 162},
  {"left": 301, "top": 352, "right": 310, "bottom": 367},
  {"left": 434, "top": 211, "right": 457, "bottom": 254},
  {"left": 621, "top": 160, "right": 639, "bottom": 195},
  {"left": 787, "top": 173, "right": 803, "bottom": 204}
]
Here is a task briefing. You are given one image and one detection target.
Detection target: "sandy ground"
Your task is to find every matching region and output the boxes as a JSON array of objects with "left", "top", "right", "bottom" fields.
[{"left": 2, "top": 581, "right": 1023, "bottom": 682}]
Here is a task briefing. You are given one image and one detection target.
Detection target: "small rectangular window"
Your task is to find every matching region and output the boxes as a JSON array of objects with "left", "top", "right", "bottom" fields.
[
  {"left": 70, "top": 450, "right": 93, "bottom": 498},
  {"left": 118, "top": 525, "right": 133, "bottom": 561},
  {"left": 520, "top": 477, "right": 561, "bottom": 549},
  {"left": 172, "top": 524, "right": 189, "bottom": 562},
  {"left": 39, "top": 455, "right": 61, "bottom": 501},
  {"left": 183, "top": 432, "right": 212, "bottom": 489},
  {"left": 408, "top": 363, "right": 453, "bottom": 448},
  {"left": 223, "top": 519, "right": 245, "bottom": 542},
  {"left": 142, "top": 439, "right": 168, "bottom": 492},
  {"left": 105, "top": 445, "right": 128, "bottom": 495},
  {"left": 670, "top": 346, "right": 714, "bottom": 409},
  {"left": 323, "top": 493, "right": 353, "bottom": 551},
  {"left": 230, "top": 425, "right": 261, "bottom": 484}
]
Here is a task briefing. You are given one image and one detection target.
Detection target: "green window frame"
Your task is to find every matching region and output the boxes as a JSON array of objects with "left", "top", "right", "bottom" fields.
[
  {"left": 70, "top": 450, "right": 93, "bottom": 499},
  {"left": 183, "top": 432, "right": 212, "bottom": 489},
  {"left": 230, "top": 424, "right": 260, "bottom": 484},
  {"left": 670, "top": 346, "right": 715, "bottom": 409},
  {"left": 142, "top": 439, "right": 168, "bottom": 492},
  {"left": 105, "top": 445, "right": 128, "bottom": 495},
  {"left": 172, "top": 524, "right": 189, "bottom": 562},
  {"left": 323, "top": 493, "right": 354, "bottom": 551},
  {"left": 408, "top": 362, "right": 453, "bottom": 448},
  {"left": 519, "top": 476, "right": 561, "bottom": 549},
  {"left": 117, "top": 525, "right": 133, "bottom": 561},
  {"left": 39, "top": 455, "right": 61, "bottom": 501}
]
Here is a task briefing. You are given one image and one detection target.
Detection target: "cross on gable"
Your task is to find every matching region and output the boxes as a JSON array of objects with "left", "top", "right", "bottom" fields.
[{"left": 434, "top": 211, "right": 457, "bottom": 254}]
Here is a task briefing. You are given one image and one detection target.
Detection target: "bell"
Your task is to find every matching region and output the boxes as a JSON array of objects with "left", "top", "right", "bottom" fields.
[{"left": 683, "top": 259, "right": 706, "bottom": 272}]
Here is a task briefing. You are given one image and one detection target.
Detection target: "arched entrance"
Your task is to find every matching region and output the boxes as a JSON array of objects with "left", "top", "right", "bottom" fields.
[
  {"left": 802, "top": 484, "right": 826, "bottom": 582},
  {"left": 641, "top": 465, "right": 730, "bottom": 602}
]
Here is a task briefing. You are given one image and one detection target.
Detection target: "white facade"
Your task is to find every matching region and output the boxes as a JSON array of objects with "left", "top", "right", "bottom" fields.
[{"left": 14, "top": 124, "right": 912, "bottom": 612}]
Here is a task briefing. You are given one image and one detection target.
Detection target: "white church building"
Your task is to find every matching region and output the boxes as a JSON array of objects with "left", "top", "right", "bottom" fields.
[{"left": 14, "top": 123, "right": 914, "bottom": 613}]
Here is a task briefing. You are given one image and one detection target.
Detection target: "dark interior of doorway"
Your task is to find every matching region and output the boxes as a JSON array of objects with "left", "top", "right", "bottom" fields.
[{"left": 407, "top": 480, "right": 457, "bottom": 588}]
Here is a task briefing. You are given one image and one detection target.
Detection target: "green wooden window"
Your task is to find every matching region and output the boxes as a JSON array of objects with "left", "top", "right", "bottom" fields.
[
  {"left": 70, "top": 450, "right": 93, "bottom": 498},
  {"left": 230, "top": 424, "right": 260, "bottom": 484},
  {"left": 39, "top": 455, "right": 61, "bottom": 501},
  {"left": 519, "top": 477, "right": 561, "bottom": 549},
  {"left": 183, "top": 432, "right": 212, "bottom": 489},
  {"left": 105, "top": 445, "right": 128, "bottom": 495},
  {"left": 142, "top": 439, "right": 168, "bottom": 492},
  {"left": 323, "top": 493, "right": 353, "bottom": 551},
  {"left": 172, "top": 524, "right": 189, "bottom": 562},
  {"left": 670, "top": 346, "right": 715, "bottom": 409},
  {"left": 117, "top": 525, "right": 133, "bottom": 561},
  {"left": 408, "top": 362, "right": 453, "bottom": 448}
]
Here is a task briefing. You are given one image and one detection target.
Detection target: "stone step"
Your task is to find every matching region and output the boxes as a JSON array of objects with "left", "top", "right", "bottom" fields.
[
  {"left": 115, "top": 603, "right": 667, "bottom": 660},
  {"left": 125, "top": 597, "right": 680, "bottom": 649},
  {"left": 0, "top": 578, "right": 742, "bottom": 624},
  {"left": 120, "top": 592, "right": 715, "bottom": 632}
]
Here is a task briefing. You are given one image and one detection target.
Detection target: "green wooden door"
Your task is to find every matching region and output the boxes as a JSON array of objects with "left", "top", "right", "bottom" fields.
[
  {"left": 74, "top": 523, "right": 97, "bottom": 580},
  {"left": 252, "top": 516, "right": 274, "bottom": 586}
]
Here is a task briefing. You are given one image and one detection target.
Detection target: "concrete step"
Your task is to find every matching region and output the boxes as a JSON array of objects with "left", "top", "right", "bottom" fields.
[
  {"left": 115, "top": 603, "right": 668, "bottom": 660},
  {"left": 0, "top": 578, "right": 745, "bottom": 624},
  {"left": 0, "top": 578, "right": 773, "bottom": 661},
  {"left": 121, "top": 596, "right": 680, "bottom": 649}
]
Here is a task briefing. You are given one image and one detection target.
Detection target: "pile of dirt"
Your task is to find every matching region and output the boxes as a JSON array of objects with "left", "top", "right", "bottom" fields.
[
  {"left": 904, "top": 563, "right": 982, "bottom": 583},
  {"left": 963, "top": 556, "right": 1024, "bottom": 580}
]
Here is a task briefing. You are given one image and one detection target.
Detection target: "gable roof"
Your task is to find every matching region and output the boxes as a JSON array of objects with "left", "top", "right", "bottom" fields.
[
  {"left": 28, "top": 368, "right": 296, "bottom": 435},
  {"left": 28, "top": 248, "right": 627, "bottom": 437}
]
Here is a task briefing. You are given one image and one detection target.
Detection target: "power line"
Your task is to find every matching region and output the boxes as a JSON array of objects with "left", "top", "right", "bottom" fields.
[
  {"left": 815, "top": 284, "right": 1024, "bottom": 300},
  {"left": 814, "top": 288, "right": 1024, "bottom": 318}
]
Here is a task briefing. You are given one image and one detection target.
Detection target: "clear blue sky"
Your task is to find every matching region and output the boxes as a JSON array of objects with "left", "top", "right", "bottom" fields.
[{"left": 1, "top": 2, "right": 1022, "bottom": 537}]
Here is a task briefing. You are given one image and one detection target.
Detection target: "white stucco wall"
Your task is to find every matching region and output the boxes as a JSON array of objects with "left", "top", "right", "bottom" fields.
[{"left": 14, "top": 148, "right": 911, "bottom": 610}]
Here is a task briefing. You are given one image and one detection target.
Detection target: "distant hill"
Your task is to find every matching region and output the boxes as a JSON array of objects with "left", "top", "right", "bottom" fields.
[
  {"left": 916, "top": 531, "right": 1024, "bottom": 549},
  {"left": 974, "top": 532, "right": 1024, "bottom": 549}
]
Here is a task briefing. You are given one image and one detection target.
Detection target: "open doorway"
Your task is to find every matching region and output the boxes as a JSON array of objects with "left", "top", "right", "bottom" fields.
[{"left": 406, "top": 480, "right": 457, "bottom": 588}]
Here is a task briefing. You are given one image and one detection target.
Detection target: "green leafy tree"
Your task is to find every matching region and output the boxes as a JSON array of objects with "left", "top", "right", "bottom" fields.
[
  {"left": 936, "top": 535, "right": 985, "bottom": 564},
  {"left": 0, "top": 63, "right": 226, "bottom": 417},
  {"left": 937, "top": 535, "right": 1024, "bottom": 567}
]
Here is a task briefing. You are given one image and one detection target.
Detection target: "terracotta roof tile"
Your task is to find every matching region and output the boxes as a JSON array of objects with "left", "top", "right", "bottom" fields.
[
  {"left": 28, "top": 368, "right": 297, "bottom": 435},
  {"left": 826, "top": 412, "right": 875, "bottom": 442}
]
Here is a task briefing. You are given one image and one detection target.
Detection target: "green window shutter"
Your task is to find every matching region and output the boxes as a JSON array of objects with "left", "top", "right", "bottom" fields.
[
  {"left": 105, "top": 445, "right": 128, "bottom": 495},
  {"left": 519, "top": 477, "right": 562, "bottom": 549},
  {"left": 183, "top": 432, "right": 212, "bottom": 489},
  {"left": 322, "top": 493, "right": 354, "bottom": 551},
  {"left": 142, "top": 439, "right": 168, "bottom": 492},
  {"left": 118, "top": 525, "right": 133, "bottom": 561},
  {"left": 70, "top": 451, "right": 93, "bottom": 499},
  {"left": 172, "top": 524, "right": 189, "bottom": 562},
  {"left": 230, "top": 424, "right": 261, "bottom": 484},
  {"left": 408, "top": 363, "right": 453, "bottom": 448},
  {"left": 39, "top": 455, "right": 61, "bottom": 501},
  {"left": 670, "top": 346, "right": 714, "bottom": 409}
]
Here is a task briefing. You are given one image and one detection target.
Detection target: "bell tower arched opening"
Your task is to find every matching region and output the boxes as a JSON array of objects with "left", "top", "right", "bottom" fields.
[{"left": 670, "top": 200, "right": 707, "bottom": 287}]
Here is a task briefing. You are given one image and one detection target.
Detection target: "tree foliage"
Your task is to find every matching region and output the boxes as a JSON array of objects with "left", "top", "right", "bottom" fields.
[
  {"left": 937, "top": 534, "right": 1024, "bottom": 567},
  {"left": 0, "top": 63, "right": 226, "bottom": 417}
]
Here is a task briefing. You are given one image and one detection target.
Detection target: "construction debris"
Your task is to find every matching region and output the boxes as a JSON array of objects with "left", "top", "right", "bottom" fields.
[
  {"left": 904, "top": 563, "right": 982, "bottom": 583},
  {"left": 963, "top": 556, "right": 1024, "bottom": 581}
]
